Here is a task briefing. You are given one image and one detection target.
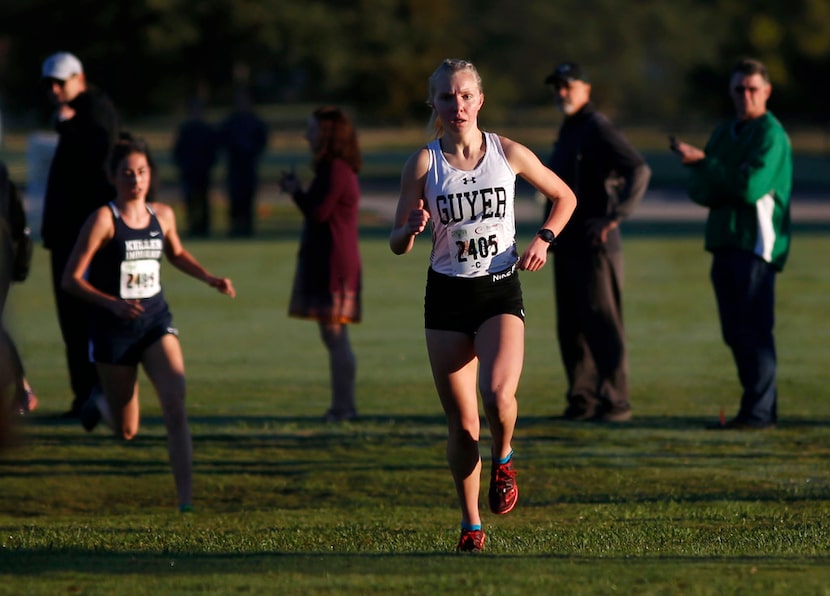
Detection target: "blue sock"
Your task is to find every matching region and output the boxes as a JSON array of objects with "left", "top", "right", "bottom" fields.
[
  {"left": 497, "top": 449, "right": 514, "bottom": 465},
  {"left": 461, "top": 522, "right": 482, "bottom": 531}
]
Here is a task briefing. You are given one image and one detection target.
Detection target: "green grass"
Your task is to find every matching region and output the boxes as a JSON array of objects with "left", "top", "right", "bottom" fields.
[{"left": 2, "top": 217, "right": 830, "bottom": 594}]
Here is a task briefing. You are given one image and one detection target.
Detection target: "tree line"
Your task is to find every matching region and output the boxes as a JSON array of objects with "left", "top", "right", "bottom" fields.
[{"left": 1, "top": 0, "right": 828, "bottom": 128}]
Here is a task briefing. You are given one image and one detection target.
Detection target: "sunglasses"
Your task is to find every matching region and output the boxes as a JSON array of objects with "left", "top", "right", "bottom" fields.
[
  {"left": 733, "top": 85, "right": 762, "bottom": 94},
  {"left": 43, "top": 76, "right": 74, "bottom": 89}
]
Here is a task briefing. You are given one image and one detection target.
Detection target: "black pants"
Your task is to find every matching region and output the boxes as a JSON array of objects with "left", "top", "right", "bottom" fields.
[
  {"left": 184, "top": 184, "right": 210, "bottom": 237},
  {"left": 553, "top": 248, "right": 628, "bottom": 416},
  {"left": 710, "top": 249, "right": 778, "bottom": 425},
  {"left": 228, "top": 179, "right": 256, "bottom": 237},
  {"left": 50, "top": 247, "right": 99, "bottom": 413}
]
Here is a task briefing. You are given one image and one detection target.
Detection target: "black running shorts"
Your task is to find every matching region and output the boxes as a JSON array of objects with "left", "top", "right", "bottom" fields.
[
  {"left": 424, "top": 266, "right": 524, "bottom": 336},
  {"left": 89, "top": 308, "right": 178, "bottom": 366}
]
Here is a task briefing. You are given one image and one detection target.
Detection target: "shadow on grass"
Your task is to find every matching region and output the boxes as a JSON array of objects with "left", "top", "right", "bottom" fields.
[
  {"left": 23, "top": 412, "right": 830, "bottom": 431},
  {"left": 5, "top": 411, "right": 830, "bottom": 516},
  {"left": 2, "top": 549, "right": 830, "bottom": 576}
]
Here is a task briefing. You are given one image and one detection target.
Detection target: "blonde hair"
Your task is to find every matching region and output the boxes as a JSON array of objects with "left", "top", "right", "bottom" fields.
[{"left": 426, "top": 59, "right": 483, "bottom": 138}]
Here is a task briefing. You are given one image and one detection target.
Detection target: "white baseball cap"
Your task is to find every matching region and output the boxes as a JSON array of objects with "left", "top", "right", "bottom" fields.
[{"left": 42, "top": 52, "right": 84, "bottom": 81}]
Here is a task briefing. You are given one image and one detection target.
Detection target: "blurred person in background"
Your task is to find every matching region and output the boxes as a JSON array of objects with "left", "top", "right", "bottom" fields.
[
  {"left": 389, "top": 58, "right": 576, "bottom": 552},
  {"left": 279, "top": 106, "right": 362, "bottom": 422},
  {"left": 220, "top": 89, "right": 268, "bottom": 237},
  {"left": 173, "top": 96, "right": 219, "bottom": 237},
  {"left": 0, "top": 160, "right": 38, "bottom": 421},
  {"left": 62, "top": 135, "right": 235, "bottom": 510},
  {"left": 40, "top": 51, "right": 120, "bottom": 418},
  {"left": 671, "top": 58, "right": 791, "bottom": 430},
  {"left": 0, "top": 339, "right": 19, "bottom": 448},
  {"left": 542, "top": 62, "right": 651, "bottom": 422}
]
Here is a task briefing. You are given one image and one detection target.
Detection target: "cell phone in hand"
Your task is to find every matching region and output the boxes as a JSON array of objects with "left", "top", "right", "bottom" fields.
[{"left": 669, "top": 135, "right": 681, "bottom": 153}]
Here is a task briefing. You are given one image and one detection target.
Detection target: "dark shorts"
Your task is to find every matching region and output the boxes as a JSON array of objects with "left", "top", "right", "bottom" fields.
[
  {"left": 424, "top": 266, "right": 525, "bottom": 336},
  {"left": 89, "top": 308, "right": 177, "bottom": 366}
]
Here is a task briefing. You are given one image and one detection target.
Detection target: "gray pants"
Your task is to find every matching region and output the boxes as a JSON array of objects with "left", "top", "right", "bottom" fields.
[{"left": 553, "top": 248, "right": 628, "bottom": 417}]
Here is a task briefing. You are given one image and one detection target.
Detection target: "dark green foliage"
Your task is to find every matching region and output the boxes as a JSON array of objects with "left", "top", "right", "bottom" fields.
[{"left": 2, "top": 0, "right": 830, "bottom": 124}]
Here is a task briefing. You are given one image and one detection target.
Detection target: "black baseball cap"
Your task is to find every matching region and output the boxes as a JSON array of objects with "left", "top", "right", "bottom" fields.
[{"left": 544, "top": 62, "right": 588, "bottom": 86}]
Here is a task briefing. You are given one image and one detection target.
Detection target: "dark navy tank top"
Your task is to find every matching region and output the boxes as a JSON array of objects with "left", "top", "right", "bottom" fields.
[{"left": 88, "top": 202, "right": 168, "bottom": 317}]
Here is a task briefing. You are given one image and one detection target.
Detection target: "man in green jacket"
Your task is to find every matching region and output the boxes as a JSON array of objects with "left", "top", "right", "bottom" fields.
[{"left": 672, "top": 58, "right": 791, "bottom": 430}]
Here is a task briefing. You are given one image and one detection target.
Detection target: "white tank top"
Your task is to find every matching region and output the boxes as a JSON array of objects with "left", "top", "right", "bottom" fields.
[{"left": 424, "top": 132, "right": 518, "bottom": 278}]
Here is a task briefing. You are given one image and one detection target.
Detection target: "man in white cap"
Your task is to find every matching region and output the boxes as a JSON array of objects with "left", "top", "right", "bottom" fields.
[
  {"left": 40, "top": 51, "right": 120, "bottom": 419},
  {"left": 41, "top": 52, "right": 85, "bottom": 122}
]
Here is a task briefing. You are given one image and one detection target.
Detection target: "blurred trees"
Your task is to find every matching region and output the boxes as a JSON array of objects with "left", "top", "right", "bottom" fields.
[{"left": 0, "top": 0, "right": 828, "bottom": 127}]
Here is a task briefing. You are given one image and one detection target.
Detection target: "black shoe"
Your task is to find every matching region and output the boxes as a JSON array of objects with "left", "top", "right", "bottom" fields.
[
  {"left": 560, "top": 405, "right": 595, "bottom": 421},
  {"left": 79, "top": 396, "right": 101, "bottom": 432},
  {"left": 323, "top": 408, "right": 357, "bottom": 422},
  {"left": 594, "top": 408, "right": 633, "bottom": 422}
]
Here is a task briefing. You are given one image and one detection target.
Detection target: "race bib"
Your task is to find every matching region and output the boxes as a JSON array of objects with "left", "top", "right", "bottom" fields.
[
  {"left": 448, "top": 220, "right": 509, "bottom": 276},
  {"left": 120, "top": 259, "right": 161, "bottom": 299}
]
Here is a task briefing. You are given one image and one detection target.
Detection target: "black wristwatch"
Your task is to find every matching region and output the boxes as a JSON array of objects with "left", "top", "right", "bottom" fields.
[{"left": 536, "top": 228, "right": 556, "bottom": 244}]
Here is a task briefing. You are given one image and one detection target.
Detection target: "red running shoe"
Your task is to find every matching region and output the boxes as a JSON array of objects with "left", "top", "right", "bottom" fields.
[
  {"left": 488, "top": 456, "right": 518, "bottom": 515},
  {"left": 456, "top": 529, "right": 486, "bottom": 552}
]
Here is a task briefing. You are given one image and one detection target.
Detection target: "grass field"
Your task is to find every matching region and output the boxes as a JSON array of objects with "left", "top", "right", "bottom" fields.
[{"left": 2, "top": 213, "right": 830, "bottom": 594}]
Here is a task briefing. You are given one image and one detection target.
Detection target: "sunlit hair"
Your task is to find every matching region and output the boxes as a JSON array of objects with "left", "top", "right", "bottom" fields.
[
  {"left": 426, "top": 58, "right": 483, "bottom": 138},
  {"left": 107, "top": 132, "right": 158, "bottom": 201},
  {"left": 732, "top": 58, "right": 770, "bottom": 85},
  {"left": 311, "top": 106, "right": 362, "bottom": 173}
]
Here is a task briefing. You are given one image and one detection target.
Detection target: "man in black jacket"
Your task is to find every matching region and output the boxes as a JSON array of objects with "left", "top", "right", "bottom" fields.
[
  {"left": 41, "top": 52, "right": 119, "bottom": 417},
  {"left": 543, "top": 62, "right": 651, "bottom": 422}
]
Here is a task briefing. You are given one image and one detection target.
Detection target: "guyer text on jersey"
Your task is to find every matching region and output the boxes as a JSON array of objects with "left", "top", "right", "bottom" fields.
[{"left": 435, "top": 187, "right": 508, "bottom": 224}]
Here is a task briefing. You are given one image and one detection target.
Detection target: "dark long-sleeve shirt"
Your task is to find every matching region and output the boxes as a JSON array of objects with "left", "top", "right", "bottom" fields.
[
  {"left": 41, "top": 88, "right": 119, "bottom": 251},
  {"left": 547, "top": 104, "right": 650, "bottom": 253}
]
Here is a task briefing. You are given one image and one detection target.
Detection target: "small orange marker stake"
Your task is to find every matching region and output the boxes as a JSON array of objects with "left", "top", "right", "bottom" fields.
[{"left": 719, "top": 406, "right": 726, "bottom": 427}]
